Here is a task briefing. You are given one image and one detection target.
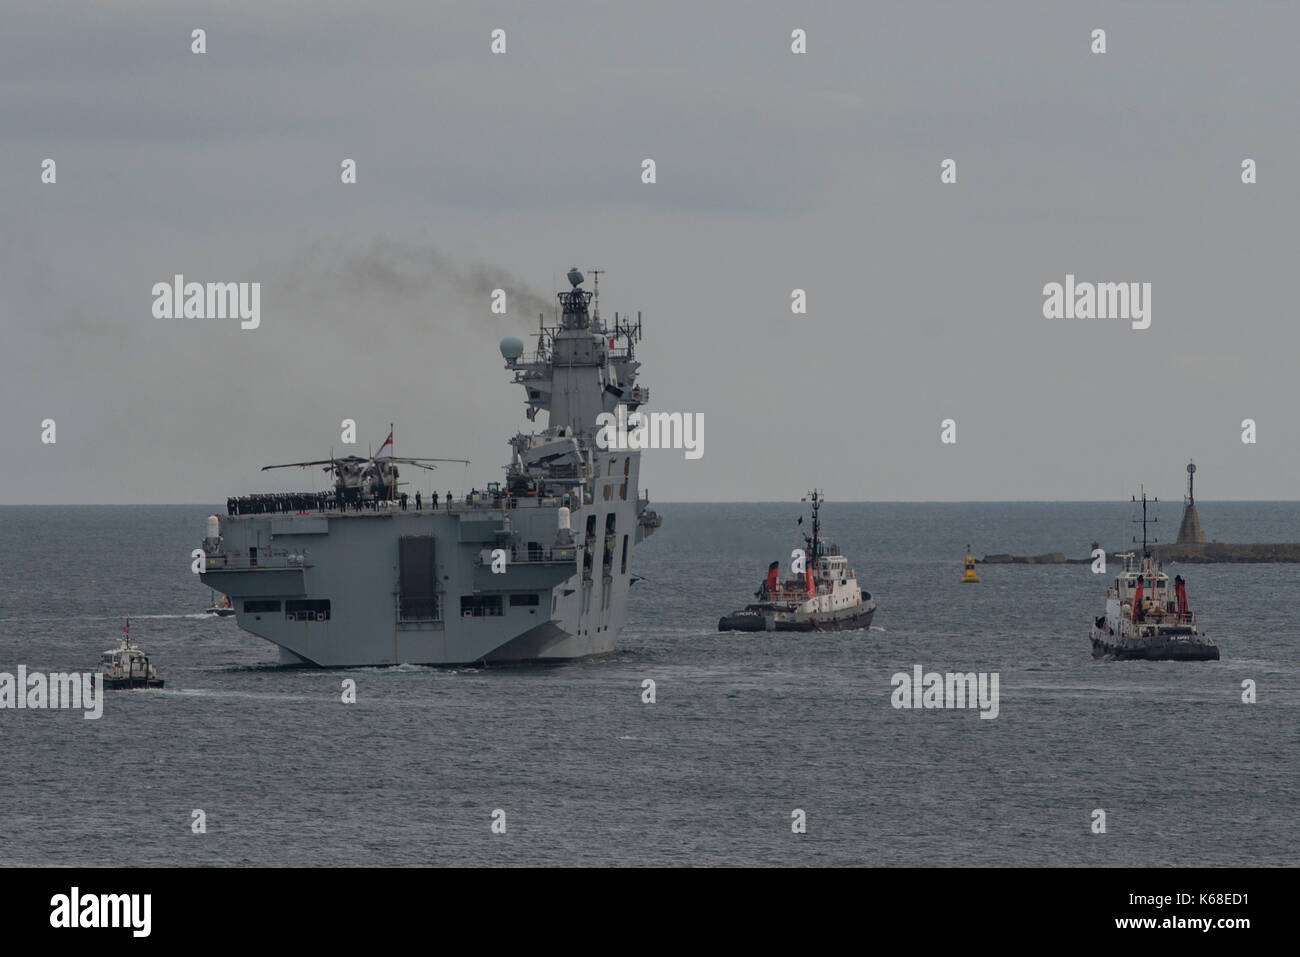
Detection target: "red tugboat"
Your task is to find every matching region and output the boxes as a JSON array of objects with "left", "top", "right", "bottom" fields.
[
  {"left": 1090, "top": 490, "right": 1220, "bottom": 661},
  {"left": 718, "top": 490, "right": 876, "bottom": 632}
]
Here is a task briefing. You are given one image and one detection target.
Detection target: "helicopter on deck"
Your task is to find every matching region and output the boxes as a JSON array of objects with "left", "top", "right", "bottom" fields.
[{"left": 260, "top": 426, "right": 468, "bottom": 507}]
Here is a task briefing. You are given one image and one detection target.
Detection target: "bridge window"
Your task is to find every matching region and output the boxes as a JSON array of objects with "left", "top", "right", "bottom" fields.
[
  {"left": 244, "top": 600, "right": 280, "bottom": 614},
  {"left": 286, "top": 599, "right": 330, "bottom": 622},
  {"left": 509, "top": 593, "right": 540, "bottom": 607},
  {"left": 461, "top": 595, "right": 503, "bottom": 617}
]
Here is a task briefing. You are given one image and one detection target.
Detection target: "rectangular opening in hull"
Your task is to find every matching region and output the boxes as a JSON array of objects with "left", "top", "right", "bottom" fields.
[
  {"left": 461, "top": 595, "right": 503, "bottom": 617},
  {"left": 286, "top": 599, "right": 330, "bottom": 621},
  {"left": 399, "top": 535, "right": 440, "bottom": 621}
]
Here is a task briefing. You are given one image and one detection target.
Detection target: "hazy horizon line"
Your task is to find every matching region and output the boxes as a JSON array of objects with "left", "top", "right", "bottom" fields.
[{"left": 1, "top": 499, "right": 1294, "bottom": 508}]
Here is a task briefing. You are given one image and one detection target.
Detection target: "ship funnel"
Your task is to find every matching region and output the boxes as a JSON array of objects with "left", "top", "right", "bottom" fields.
[
  {"left": 206, "top": 515, "right": 220, "bottom": 539},
  {"left": 557, "top": 507, "right": 571, "bottom": 531}
]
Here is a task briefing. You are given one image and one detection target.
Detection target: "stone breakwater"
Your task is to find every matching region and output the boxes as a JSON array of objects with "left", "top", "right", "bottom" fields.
[
  {"left": 981, "top": 543, "right": 1300, "bottom": 564},
  {"left": 981, "top": 552, "right": 1075, "bottom": 565}
]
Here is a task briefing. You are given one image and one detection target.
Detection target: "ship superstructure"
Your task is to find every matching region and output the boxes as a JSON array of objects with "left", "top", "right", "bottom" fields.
[
  {"left": 199, "top": 268, "right": 660, "bottom": 666},
  {"left": 718, "top": 490, "right": 876, "bottom": 632},
  {"left": 1090, "top": 490, "right": 1219, "bottom": 661}
]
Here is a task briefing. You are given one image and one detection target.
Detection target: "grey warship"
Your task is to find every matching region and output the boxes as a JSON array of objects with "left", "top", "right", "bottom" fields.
[
  {"left": 199, "top": 268, "right": 661, "bottom": 666},
  {"left": 718, "top": 490, "right": 876, "bottom": 632},
  {"left": 1090, "top": 490, "right": 1219, "bottom": 662}
]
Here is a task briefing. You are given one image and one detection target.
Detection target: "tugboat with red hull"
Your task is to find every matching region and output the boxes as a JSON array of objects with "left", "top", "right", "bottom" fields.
[
  {"left": 1090, "top": 490, "right": 1219, "bottom": 662},
  {"left": 718, "top": 490, "right": 876, "bottom": 632}
]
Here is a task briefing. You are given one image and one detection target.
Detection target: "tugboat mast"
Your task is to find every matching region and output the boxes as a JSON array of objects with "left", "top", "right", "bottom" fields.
[
  {"left": 1141, "top": 489, "right": 1149, "bottom": 558},
  {"left": 1132, "top": 486, "right": 1158, "bottom": 559},
  {"left": 804, "top": 489, "right": 823, "bottom": 563}
]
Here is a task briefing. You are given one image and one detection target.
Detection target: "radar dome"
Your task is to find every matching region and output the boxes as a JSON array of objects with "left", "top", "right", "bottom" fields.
[
  {"left": 499, "top": 336, "right": 524, "bottom": 360},
  {"left": 567, "top": 267, "right": 584, "bottom": 287}
]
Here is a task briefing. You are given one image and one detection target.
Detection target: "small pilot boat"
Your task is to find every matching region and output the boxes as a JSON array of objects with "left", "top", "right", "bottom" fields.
[
  {"left": 99, "top": 621, "right": 165, "bottom": 689},
  {"left": 205, "top": 590, "right": 235, "bottom": 617}
]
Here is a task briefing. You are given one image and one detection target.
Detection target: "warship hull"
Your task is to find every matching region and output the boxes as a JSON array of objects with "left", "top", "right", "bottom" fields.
[
  {"left": 718, "top": 600, "right": 876, "bottom": 633},
  {"left": 202, "top": 481, "right": 653, "bottom": 666}
]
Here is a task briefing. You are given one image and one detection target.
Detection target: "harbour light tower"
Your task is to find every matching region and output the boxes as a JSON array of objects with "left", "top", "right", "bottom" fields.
[{"left": 1176, "top": 460, "right": 1207, "bottom": 544}]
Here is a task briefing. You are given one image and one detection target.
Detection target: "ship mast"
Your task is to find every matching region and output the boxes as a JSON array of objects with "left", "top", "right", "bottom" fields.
[
  {"left": 1132, "top": 486, "right": 1158, "bottom": 559},
  {"left": 805, "top": 489, "right": 823, "bottom": 563},
  {"left": 1142, "top": 491, "right": 1149, "bottom": 558},
  {"left": 590, "top": 268, "right": 603, "bottom": 325}
]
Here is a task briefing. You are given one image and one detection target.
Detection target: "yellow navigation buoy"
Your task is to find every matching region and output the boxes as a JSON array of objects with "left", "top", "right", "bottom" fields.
[{"left": 961, "top": 546, "right": 980, "bottom": 583}]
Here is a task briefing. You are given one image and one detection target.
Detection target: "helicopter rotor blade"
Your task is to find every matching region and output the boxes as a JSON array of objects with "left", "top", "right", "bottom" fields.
[
  {"left": 261, "top": 460, "right": 336, "bottom": 471},
  {"left": 388, "top": 457, "right": 471, "bottom": 465}
]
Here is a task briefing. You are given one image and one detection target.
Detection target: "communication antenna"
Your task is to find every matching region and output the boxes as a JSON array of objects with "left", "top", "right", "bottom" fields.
[
  {"left": 1130, "top": 486, "right": 1159, "bottom": 557},
  {"left": 590, "top": 268, "right": 603, "bottom": 322},
  {"left": 804, "top": 489, "right": 824, "bottom": 562}
]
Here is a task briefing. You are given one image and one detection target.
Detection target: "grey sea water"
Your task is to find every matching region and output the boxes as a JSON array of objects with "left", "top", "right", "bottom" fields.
[{"left": 0, "top": 502, "right": 1295, "bottom": 867}]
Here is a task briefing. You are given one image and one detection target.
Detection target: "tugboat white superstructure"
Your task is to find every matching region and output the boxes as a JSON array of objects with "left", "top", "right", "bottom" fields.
[
  {"left": 718, "top": 490, "right": 876, "bottom": 632},
  {"left": 1090, "top": 491, "right": 1219, "bottom": 662},
  {"left": 99, "top": 621, "right": 165, "bottom": 689}
]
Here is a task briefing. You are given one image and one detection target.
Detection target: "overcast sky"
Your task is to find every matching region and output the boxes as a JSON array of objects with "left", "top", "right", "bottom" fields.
[{"left": 3, "top": 0, "right": 1297, "bottom": 503}]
